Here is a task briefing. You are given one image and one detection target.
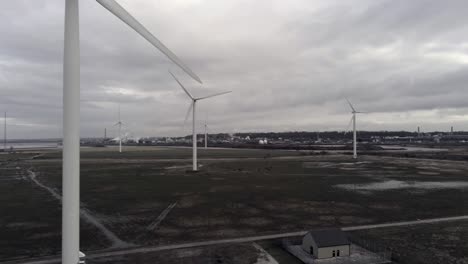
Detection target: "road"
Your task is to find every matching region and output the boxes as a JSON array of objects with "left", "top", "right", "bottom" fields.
[
  {"left": 5, "top": 214, "right": 468, "bottom": 264},
  {"left": 342, "top": 215, "right": 468, "bottom": 231}
]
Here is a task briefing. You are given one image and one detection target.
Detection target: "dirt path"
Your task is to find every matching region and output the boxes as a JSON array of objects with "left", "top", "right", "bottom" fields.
[
  {"left": 9, "top": 214, "right": 468, "bottom": 264},
  {"left": 26, "top": 170, "right": 130, "bottom": 249},
  {"left": 341, "top": 215, "right": 468, "bottom": 231},
  {"left": 147, "top": 202, "right": 177, "bottom": 231}
]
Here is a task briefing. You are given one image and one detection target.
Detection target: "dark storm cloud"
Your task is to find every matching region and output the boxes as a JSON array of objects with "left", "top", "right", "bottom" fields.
[{"left": 1, "top": 0, "right": 468, "bottom": 139}]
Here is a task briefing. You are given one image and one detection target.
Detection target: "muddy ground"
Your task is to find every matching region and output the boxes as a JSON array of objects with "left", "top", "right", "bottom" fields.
[{"left": 1, "top": 146, "right": 468, "bottom": 262}]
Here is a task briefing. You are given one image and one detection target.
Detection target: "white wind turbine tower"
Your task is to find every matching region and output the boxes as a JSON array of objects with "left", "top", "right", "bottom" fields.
[
  {"left": 204, "top": 120, "right": 208, "bottom": 149},
  {"left": 114, "top": 105, "right": 124, "bottom": 153},
  {"left": 169, "top": 71, "right": 231, "bottom": 171},
  {"left": 346, "top": 98, "right": 365, "bottom": 159},
  {"left": 202, "top": 113, "right": 209, "bottom": 149},
  {"left": 61, "top": 0, "right": 202, "bottom": 263},
  {"left": 3, "top": 112, "right": 6, "bottom": 152}
]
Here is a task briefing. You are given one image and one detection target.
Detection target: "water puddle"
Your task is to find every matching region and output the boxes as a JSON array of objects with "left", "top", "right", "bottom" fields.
[
  {"left": 416, "top": 166, "right": 440, "bottom": 170},
  {"left": 336, "top": 180, "right": 468, "bottom": 192},
  {"left": 418, "top": 171, "right": 440, "bottom": 175},
  {"left": 165, "top": 164, "right": 203, "bottom": 170},
  {"left": 303, "top": 162, "right": 337, "bottom": 168},
  {"left": 379, "top": 145, "right": 448, "bottom": 152}
]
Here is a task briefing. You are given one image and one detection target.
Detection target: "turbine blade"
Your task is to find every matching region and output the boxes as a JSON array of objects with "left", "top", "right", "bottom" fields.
[
  {"left": 183, "top": 101, "right": 194, "bottom": 131},
  {"left": 169, "top": 70, "right": 194, "bottom": 99},
  {"left": 197, "top": 91, "right": 232, "bottom": 100},
  {"left": 96, "top": 0, "right": 202, "bottom": 83},
  {"left": 345, "top": 98, "right": 356, "bottom": 112}
]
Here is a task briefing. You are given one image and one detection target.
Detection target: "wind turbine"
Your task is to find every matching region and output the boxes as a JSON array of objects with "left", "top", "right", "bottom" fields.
[
  {"left": 204, "top": 121, "right": 208, "bottom": 149},
  {"left": 346, "top": 98, "right": 365, "bottom": 159},
  {"left": 61, "top": 0, "right": 202, "bottom": 263},
  {"left": 169, "top": 71, "right": 231, "bottom": 171},
  {"left": 114, "top": 105, "right": 124, "bottom": 152},
  {"left": 3, "top": 112, "right": 6, "bottom": 152},
  {"left": 62, "top": 1, "right": 80, "bottom": 263}
]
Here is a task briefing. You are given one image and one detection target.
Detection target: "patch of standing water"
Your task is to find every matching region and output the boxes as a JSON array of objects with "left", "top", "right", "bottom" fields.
[
  {"left": 379, "top": 145, "right": 448, "bottom": 152},
  {"left": 336, "top": 180, "right": 468, "bottom": 191},
  {"left": 418, "top": 171, "right": 440, "bottom": 175}
]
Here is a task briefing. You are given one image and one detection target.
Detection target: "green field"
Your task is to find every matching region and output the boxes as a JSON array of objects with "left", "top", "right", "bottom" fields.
[{"left": 1, "top": 146, "right": 468, "bottom": 262}]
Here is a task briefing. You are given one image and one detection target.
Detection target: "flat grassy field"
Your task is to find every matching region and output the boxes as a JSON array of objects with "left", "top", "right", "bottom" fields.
[
  {"left": 349, "top": 220, "right": 468, "bottom": 264},
  {"left": 1, "top": 146, "right": 468, "bottom": 262},
  {"left": 88, "top": 243, "right": 259, "bottom": 264},
  {"left": 33, "top": 146, "right": 303, "bottom": 160},
  {"left": 0, "top": 156, "right": 108, "bottom": 261}
]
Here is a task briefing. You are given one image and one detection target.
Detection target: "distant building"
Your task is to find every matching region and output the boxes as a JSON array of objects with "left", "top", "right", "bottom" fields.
[{"left": 302, "top": 229, "right": 350, "bottom": 259}]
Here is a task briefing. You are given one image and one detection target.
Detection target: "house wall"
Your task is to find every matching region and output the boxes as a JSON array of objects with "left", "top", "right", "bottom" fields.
[
  {"left": 317, "top": 245, "right": 350, "bottom": 259},
  {"left": 301, "top": 234, "right": 318, "bottom": 257}
]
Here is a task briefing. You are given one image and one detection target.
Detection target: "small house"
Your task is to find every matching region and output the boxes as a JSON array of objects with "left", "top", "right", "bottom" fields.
[{"left": 302, "top": 229, "right": 350, "bottom": 259}]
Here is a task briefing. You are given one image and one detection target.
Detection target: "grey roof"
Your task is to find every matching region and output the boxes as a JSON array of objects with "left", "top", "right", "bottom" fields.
[{"left": 307, "top": 229, "right": 350, "bottom": 247}]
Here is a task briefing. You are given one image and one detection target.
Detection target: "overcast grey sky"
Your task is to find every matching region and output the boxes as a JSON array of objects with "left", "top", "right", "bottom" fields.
[{"left": 1, "top": 0, "right": 468, "bottom": 139}]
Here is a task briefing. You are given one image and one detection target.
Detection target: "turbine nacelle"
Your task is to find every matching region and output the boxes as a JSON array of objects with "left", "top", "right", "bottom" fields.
[
  {"left": 169, "top": 70, "right": 231, "bottom": 128},
  {"left": 169, "top": 70, "right": 231, "bottom": 102}
]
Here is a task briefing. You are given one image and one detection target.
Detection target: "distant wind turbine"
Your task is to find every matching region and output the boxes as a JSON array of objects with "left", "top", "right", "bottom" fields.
[
  {"left": 3, "top": 112, "right": 6, "bottom": 152},
  {"left": 204, "top": 121, "right": 208, "bottom": 149},
  {"left": 114, "top": 105, "right": 124, "bottom": 153},
  {"left": 346, "top": 98, "right": 366, "bottom": 159},
  {"left": 169, "top": 71, "right": 231, "bottom": 171}
]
